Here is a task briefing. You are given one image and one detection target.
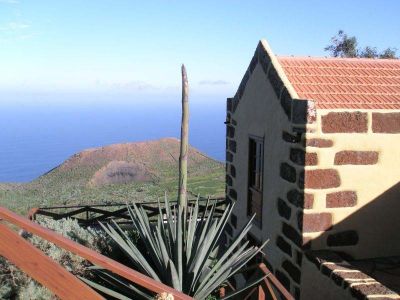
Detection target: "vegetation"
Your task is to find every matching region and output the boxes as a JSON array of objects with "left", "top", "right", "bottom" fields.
[
  {"left": 81, "top": 197, "right": 267, "bottom": 299},
  {"left": 0, "top": 218, "right": 112, "bottom": 299},
  {"left": 325, "top": 30, "right": 398, "bottom": 59},
  {"left": 0, "top": 66, "right": 261, "bottom": 300},
  {"left": 77, "top": 67, "right": 267, "bottom": 300},
  {"left": 0, "top": 138, "right": 224, "bottom": 215}
]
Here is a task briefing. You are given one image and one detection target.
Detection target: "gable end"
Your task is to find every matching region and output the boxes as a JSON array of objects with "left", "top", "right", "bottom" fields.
[{"left": 231, "top": 40, "right": 299, "bottom": 120}]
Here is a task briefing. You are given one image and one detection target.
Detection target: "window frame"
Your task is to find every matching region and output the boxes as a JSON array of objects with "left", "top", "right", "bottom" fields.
[{"left": 247, "top": 135, "right": 264, "bottom": 228}]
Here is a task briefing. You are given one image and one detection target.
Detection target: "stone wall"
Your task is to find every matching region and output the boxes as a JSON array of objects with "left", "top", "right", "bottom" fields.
[
  {"left": 225, "top": 39, "right": 400, "bottom": 299},
  {"left": 303, "top": 110, "right": 400, "bottom": 259},
  {"left": 301, "top": 250, "right": 400, "bottom": 300},
  {"left": 224, "top": 40, "right": 312, "bottom": 297}
]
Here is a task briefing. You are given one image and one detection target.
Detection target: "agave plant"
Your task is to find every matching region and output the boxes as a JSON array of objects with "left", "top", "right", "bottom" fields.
[{"left": 81, "top": 196, "right": 268, "bottom": 300}]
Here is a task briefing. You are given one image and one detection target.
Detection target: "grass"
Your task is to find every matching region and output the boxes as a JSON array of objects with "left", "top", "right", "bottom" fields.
[{"left": 0, "top": 140, "right": 225, "bottom": 215}]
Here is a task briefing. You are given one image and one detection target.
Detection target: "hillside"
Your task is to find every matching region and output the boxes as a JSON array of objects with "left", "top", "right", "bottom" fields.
[{"left": 0, "top": 138, "right": 225, "bottom": 214}]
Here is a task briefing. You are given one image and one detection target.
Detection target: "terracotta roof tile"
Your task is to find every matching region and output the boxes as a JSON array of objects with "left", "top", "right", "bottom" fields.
[{"left": 278, "top": 56, "right": 400, "bottom": 109}]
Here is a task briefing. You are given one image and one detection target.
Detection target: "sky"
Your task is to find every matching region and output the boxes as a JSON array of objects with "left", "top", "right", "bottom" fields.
[{"left": 0, "top": 0, "right": 399, "bottom": 103}]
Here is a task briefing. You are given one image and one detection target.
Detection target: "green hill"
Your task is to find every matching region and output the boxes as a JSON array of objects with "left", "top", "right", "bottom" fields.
[{"left": 0, "top": 138, "right": 225, "bottom": 214}]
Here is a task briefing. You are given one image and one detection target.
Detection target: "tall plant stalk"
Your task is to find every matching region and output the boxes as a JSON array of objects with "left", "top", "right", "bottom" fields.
[{"left": 178, "top": 64, "right": 189, "bottom": 207}]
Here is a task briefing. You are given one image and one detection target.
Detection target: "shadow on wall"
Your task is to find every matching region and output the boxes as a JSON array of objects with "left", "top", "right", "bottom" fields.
[{"left": 304, "top": 180, "right": 400, "bottom": 260}]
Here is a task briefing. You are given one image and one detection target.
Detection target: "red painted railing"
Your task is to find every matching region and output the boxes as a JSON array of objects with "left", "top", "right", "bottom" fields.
[
  {"left": 1, "top": 206, "right": 294, "bottom": 300},
  {"left": 0, "top": 207, "right": 192, "bottom": 300},
  {"left": 220, "top": 263, "right": 295, "bottom": 300}
]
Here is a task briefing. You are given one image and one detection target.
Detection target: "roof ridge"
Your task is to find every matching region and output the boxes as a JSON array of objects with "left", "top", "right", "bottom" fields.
[
  {"left": 283, "top": 67, "right": 400, "bottom": 71},
  {"left": 293, "top": 83, "right": 400, "bottom": 87},
  {"left": 277, "top": 55, "right": 400, "bottom": 63},
  {"left": 287, "top": 74, "right": 400, "bottom": 77},
  {"left": 302, "top": 91, "right": 400, "bottom": 96}
]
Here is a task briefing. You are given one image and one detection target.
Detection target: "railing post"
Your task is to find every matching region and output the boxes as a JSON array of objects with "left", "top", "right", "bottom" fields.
[
  {"left": 258, "top": 284, "right": 265, "bottom": 300},
  {"left": 27, "top": 207, "right": 38, "bottom": 221}
]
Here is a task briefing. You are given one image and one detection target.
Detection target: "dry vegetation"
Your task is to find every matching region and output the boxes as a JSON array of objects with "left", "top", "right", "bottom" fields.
[{"left": 0, "top": 138, "right": 225, "bottom": 214}]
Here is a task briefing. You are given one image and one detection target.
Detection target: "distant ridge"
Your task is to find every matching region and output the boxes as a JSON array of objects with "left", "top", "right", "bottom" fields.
[{"left": 0, "top": 138, "right": 225, "bottom": 213}]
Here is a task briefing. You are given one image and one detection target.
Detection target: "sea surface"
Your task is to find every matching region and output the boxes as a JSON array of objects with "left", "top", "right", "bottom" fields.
[{"left": 0, "top": 94, "right": 226, "bottom": 182}]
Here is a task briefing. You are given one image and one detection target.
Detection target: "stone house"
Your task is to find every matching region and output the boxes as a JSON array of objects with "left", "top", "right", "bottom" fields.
[{"left": 225, "top": 39, "right": 400, "bottom": 299}]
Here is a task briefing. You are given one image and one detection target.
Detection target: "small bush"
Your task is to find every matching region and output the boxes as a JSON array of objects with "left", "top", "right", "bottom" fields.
[{"left": 0, "top": 218, "right": 115, "bottom": 299}]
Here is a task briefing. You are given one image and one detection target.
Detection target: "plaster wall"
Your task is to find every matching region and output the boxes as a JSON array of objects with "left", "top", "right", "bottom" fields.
[
  {"left": 229, "top": 62, "right": 293, "bottom": 270},
  {"left": 304, "top": 109, "right": 400, "bottom": 259}
]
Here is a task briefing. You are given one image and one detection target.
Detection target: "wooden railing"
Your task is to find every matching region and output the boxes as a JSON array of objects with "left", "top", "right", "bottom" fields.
[
  {"left": 0, "top": 207, "right": 192, "bottom": 300},
  {"left": 28, "top": 197, "right": 227, "bottom": 226},
  {"left": 1, "top": 205, "right": 294, "bottom": 300},
  {"left": 219, "top": 263, "right": 295, "bottom": 300}
]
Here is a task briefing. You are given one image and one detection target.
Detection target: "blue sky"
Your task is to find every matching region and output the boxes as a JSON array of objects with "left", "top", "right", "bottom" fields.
[{"left": 0, "top": 0, "right": 399, "bottom": 102}]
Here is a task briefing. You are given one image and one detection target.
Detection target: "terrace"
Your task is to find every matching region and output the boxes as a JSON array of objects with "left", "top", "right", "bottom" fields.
[{"left": 0, "top": 200, "right": 294, "bottom": 300}]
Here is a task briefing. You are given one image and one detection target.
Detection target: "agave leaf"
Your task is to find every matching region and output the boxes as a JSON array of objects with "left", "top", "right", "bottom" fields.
[
  {"left": 193, "top": 203, "right": 234, "bottom": 276},
  {"left": 188, "top": 221, "right": 221, "bottom": 293},
  {"left": 139, "top": 205, "right": 154, "bottom": 235},
  {"left": 189, "top": 216, "right": 255, "bottom": 293},
  {"left": 98, "top": 222, "right": 161, "bottom": 281},
  {"left": 231, "top": 247, "right": 255, "bottom": 268},
  {"left": 159, "top": 214, "right": 172, "bottom": 259},
  {"left": 198, "top": 255, "right": 270, "bottom": 300},
  {"left": 128, "top": 205, "right": 164, "bottom": 270},
  {"left": 199, "top": 197, "right": 211, "bottom": 226},
  {"left": 105, "top": 221, "right": 161, "bottom": 280},
  {"left": 189, "top": 219, "right": 218, "bottom": 274},
  {"left": 175, "top": 205, "right": 183, "bottom": 291},
  {"left": 137, "top": 205, "right": 157, "bottom": 244},
  {"left": 209, "top": 203, "right": 234, "bottom": 250},
  {"left": 98, "top": 223, "right": 140, "bottom": 266},
  {"left": 164, "top": 193, "right": 176, "bottom": 242},
  {"left": 194, "top": 267, "right": 233, "bottom": 300},
  {"left": 231, "top": 239, "right": 269, "bottom": 275},
  {"left": 95, "top": 272, "right": 146, "bottom": 299},
  {"left": 92, "top": 197, "right": 268, "bottom": 299},
  {"left": 188, "top": 203, "right": 216, "bottom": 268},
  {"left": 156, "top": 223, "right": 171, "bottom": 268},
  {"left": 221, "top": 273, "right": 270, "bottom": 300},
  {"left": 195, "top": 240, "right": 250, "bottom": 294},
  {"left": 157, "top": 199, "right": 172, "bottom": 257},
  {"left": 167, "top": 259, "right": 181, "bottom": 291},
  {"left": 191, "top": 197, "right": 210, "bottom": 248},
  {"left": 79, "top": 276, "right": 132, "bottom": 300},
  {"left": 185, "top": 197, "right": 198, "bottom": 263},
  {"left": 215, "top": 214, "right": 255, "bottom": 265},
  {"left": 171, "top": 205, "right": 178, "bottom": 242},
  {"left": 183, "top": 202, "right": 187, "bottom": 247},
  {"left": 95, "top": 269, "right": 154, "bottom": 300},
  {"left": 198, "top": 213, "right": 253, "bottom": 276}
]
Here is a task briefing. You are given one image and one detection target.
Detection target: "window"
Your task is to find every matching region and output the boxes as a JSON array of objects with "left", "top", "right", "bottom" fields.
[{"left": 247, "top": 136, "right": 264, "bottom": 226}]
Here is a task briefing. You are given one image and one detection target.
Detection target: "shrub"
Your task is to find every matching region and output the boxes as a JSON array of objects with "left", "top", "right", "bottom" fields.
[{"left": 0, "top": 218, "right": 113, "bottom": 299}]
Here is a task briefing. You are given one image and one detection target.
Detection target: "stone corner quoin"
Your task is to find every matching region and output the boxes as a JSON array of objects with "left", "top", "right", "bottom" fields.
[
  {"left": 321, "top": 112, "right": 368, "bottom": 133},
  {"left": 372, "top": 112, "right": 400, "bottom": 133},
  {"left": 299, "top": 169, "right": 341, "bottom": 190}
]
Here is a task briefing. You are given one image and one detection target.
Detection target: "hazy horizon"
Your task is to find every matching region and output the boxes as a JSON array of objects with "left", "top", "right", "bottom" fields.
[
  {"left": 0, "top": 94, "right": 226, "bottom": 183},
  {"left": 1, "top": 0, "right": 399, "bottom": 180}
]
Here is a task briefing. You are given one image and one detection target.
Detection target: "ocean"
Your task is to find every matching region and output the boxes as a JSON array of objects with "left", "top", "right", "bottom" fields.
[{"left": 0, "top": 93, "right": 226, "bottom": 182}]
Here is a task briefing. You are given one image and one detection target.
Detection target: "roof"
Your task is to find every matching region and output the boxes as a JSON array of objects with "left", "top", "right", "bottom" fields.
[{"left": 277, "top": 56, "right": 400, "bottom": 109}]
